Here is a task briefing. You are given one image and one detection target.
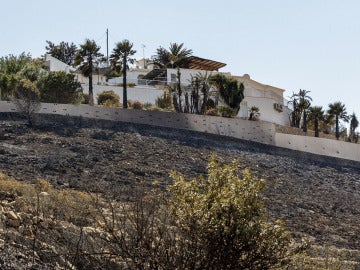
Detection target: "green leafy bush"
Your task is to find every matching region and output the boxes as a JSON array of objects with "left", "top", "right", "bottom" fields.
[
  {"left": 14, "top": 79, "right": 41, "bottom": 125},
  {"left": 37, "top": 71, "right": 83, "bottom": 104},
  {"left": 128, "top": 100, "right": 143, "bottom": 109},
  {"left": 143, "top": 102, "right": 153, "bottom": 109},
  {"left": 155, "top": 91, "right": 172, "bottom": 109},
  {"left": 82, "top": 93, "right": 89, "bottom": 104},
  {"left": 97, "top": 90, "right": 120, "bottom": 107},
  {"left": 217, "top": 105, "right": 235, "bottom": 117},
  {"left": 168, "top": 155, "right": 303, "bottom": 269}
]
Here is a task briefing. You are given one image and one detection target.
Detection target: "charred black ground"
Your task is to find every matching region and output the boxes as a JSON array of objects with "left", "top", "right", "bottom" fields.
[{"left": 0, "top": 114, "right": 359, "bottom": 250}]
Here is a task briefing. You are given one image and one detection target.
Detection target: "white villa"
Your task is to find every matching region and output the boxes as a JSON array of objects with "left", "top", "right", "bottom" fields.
[
  {"left": 45, "top": 54, "right": 291, "bottom": 126},
  {"left": 44, "top": 54, "right": 108, "bottom": 85}
]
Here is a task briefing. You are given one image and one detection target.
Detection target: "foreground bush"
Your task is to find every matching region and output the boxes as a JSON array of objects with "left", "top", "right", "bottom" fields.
[
  {"left": 0, "top": 157, "right": 308, "bottom": 269},
  {"left": 168, "top": 155, "right": 303, "bottom": 269}
]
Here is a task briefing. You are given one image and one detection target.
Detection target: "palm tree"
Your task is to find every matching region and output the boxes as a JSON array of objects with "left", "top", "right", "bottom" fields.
[
  {"left": 210, "top": 75, "right": 245, "bottom": 115},
  {"left": 308, "top": 106, "right": 324, "bottom": 137},
  {"left": 74, "top": 39, "right": 104, "bottom": 106},
  {"left": 210, "top": 74, "right": 227, "bottom": 107},
  {"left": 327, "top": 101, "right": 349, "bottom": 140},
  {"left": 153, "top": 43, "right": 193, "bottom": 69},
  {"left": 154, "top": 43, "right": 193, "bottom": 112},
  {"left": 110, "top": 40, "right": 136, "bottom": 109},
  {"left": 190, "top": 72, "right": 212, "bottom": 114},
  {"left": 287, "top": 92, "right": 300, "bottom": 127},
  {"left": 220, "top": 78, "right": 245, "bottom": 114},
  {"left": 297, "top": 89, "right": 312, "bottom": 132},
  {"left": 349, "top": 113, "right": 359, "bottom": 142}
]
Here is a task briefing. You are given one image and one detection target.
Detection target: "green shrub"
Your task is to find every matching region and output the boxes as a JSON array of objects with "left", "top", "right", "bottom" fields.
[
  {"left": 129, "top": 100, "right": 143, "bottom": 109},
  {"left": 118, "top": 82, "right": 136, "bottom": 87},
  {"left": 168, "top": 155, "right": 304, "bottom": 269},
  {"left": 217, "top": 105, "right": 235, "bottom": 118},
  {"left": 155, "top": 92, "right": 172, "bottom": 109},
  {"left": 37, "top": 71, "right": 83, "bottom": 104},
  {"left": 97, "top": 90, "right": 120, "bottom": 107},
  {"left": 143, "top": 102, "right": 153, "bottom": 109},
  {"left": 82, "top": 93, "right": 89, "bottom": 104},
  {"left": 14, "top": 79, "right": 41, "bottom": 126},
  {"left": 206, "top": 98, "right": 216, "bottom": 109}
]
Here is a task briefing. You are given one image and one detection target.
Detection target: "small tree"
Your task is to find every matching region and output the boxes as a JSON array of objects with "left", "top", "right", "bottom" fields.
[
  {"left": 288, "top": 92, "right": 301, "bottom": 128},
  {"left": 153, "top": 43, "right": 193, "bottom": 112},
  {"left": 211, "top": 74, "right": 245, "bottom": 115},
  {"left": 74, "top": 39, "right": 104, "bottom": 106},
  {"left": 168, "top": 155, "right": 302, "bottom": 269},
  {"left": 37, "top": 71, "right": 83, "bottom": 104},
  {"left": 308, "top": 106, "right": 324, "bottom": 137},
  {"left": 327, "top": 102, "right": 349, "bottom": 140},
  {"left": 349, "top": 113, "right": 359, "bottom": 143},
  {"left": 297, "top": 89, "right": 312, "bottom": 132},
  {"left": 14, "top": 79, "right": 41, "bottom": 126},
  {"left": 45, "top": 40, "right": 77, "bottom": 66},
  {"left": 189, "top": 72, "right": 212, "bottom": 114},
  {"left": 110, "top": 40, "right": 136, "bottom": 109},
  {"left": 0, "top": 53, "right": 42, "bottom": 99}
]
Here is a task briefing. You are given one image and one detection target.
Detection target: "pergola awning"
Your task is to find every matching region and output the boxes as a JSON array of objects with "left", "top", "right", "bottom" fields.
[{"left": 188, "top": 56, "right": 226, "bottom": 71}]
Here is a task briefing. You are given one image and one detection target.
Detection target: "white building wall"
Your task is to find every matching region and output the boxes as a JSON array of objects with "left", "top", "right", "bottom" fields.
[
  {"left": 107, "top": 70, "right": 149, "bottom": 85},
  {"left": 45, "top": 54, "right": 73, "bottom": 73},
  {"left": 166, "top": 68, "right": 231, "bottom": 85},
  {"left": 164, "top": 69, "right": 289, "bottom": 126},
  {"left": 81, "top": 85, "right": 164, "bottom": 105},
  {"left": 239, "top": 97, "right": 291, "bottom": 126}
]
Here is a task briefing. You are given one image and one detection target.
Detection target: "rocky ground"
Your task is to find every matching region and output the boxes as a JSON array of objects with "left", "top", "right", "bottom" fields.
[{"left": 0, "top": 116, "right": 359, "bottom": 255}]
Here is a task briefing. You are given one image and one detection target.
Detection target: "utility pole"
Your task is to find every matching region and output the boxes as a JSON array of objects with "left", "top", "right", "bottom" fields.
[
  {"left": 106, "top": 28, "right": 109, "bottom": 65},
  {"left": 141, "top": 44, "right": 146, "bottom": 69}
]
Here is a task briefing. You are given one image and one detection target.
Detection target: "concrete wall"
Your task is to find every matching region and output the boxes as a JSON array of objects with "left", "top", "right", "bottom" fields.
[
  {"left": 0, "top": 101, "right": 275, "bottom": 145},
  {"left": 107, "top": 70, "right": 149, "bottom": 85},
  {"left": 81, "top": 85, "right": 164, "bottom": 105},
  {"left": 275, "top": 133, "right": 360, "bottom": 162},
  {"left": 0, "top": 101, "right": 359, "bottom": 162}
]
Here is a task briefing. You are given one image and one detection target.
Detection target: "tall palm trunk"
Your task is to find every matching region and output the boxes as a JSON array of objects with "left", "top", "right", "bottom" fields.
[
  {"left": 177, "top": 68, "right": 182, "bottom": 112},
  {"left": 335, "top": 115, "right": 339, "bottom": 140},
  {"left": 88, "top": 60, "right": 94, "bottom": 106},
  {"left": 122, "top": 57, "right": 128, "bottom": 108},
  {"left": 314, "top": 118, "right": 319, "bottom": 137},
  {"left": 201, "top": 91, "right": 208, "bottom": 114},
  {"left": 303, "top": 110, "right": 307, "bottom": 132}
]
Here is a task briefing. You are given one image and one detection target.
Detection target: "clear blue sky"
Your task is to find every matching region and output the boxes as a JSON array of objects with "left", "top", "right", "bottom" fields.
[{"left": 1, "top": 0, "right": 360, "bottom": 118}]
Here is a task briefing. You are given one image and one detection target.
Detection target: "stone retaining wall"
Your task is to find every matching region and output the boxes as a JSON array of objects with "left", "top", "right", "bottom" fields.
[
  {"left": 275, "top": 124, "right": 336, "bottom": 140},
  {"left": 0, "top": 101, "right": 359, "bottom": 162}
]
